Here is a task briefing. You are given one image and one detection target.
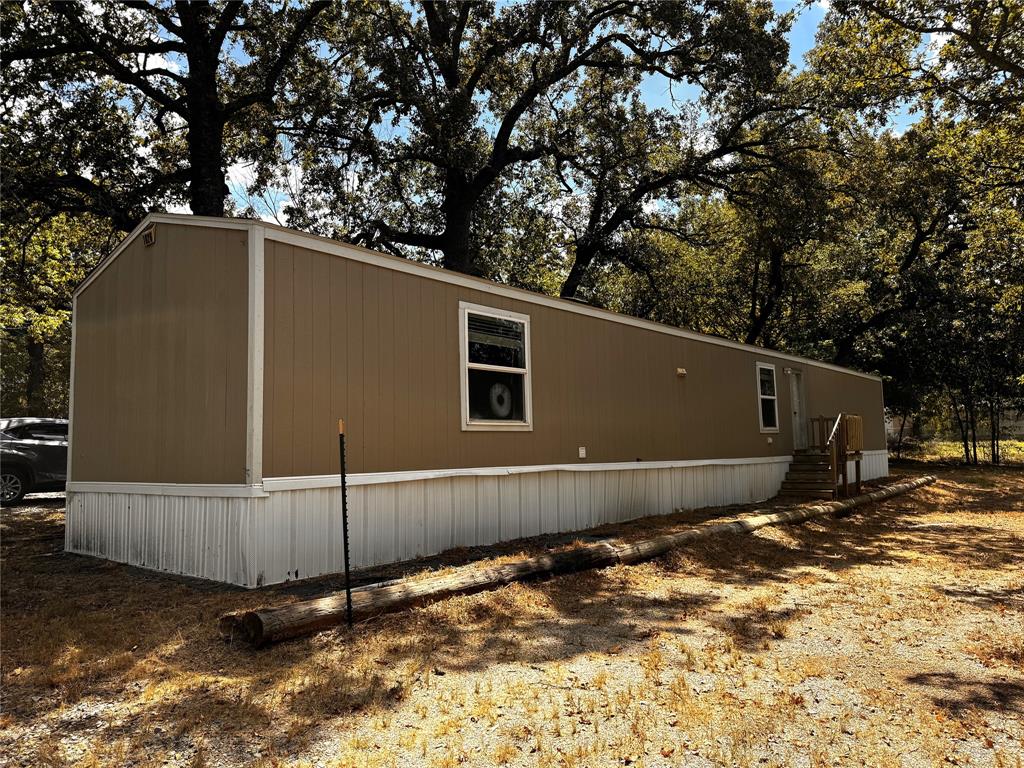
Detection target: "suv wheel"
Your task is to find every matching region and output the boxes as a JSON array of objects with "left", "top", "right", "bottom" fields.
[{"left": 1, "top": 468, "right": 29, "bottom": 506}]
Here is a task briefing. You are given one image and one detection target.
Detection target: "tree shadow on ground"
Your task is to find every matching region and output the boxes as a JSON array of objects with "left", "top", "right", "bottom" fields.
[
  {"left": 3, "top": 467, "right": 1022, "bottom": 743},
  {"left": 657, "top": 467, "right": 1023, "bottom": 592},
  {"left": 2, "top": 501, "right": 720, "bottom": 726},
  {"left": 906, "top": 671, "right": 1024, "bottom": 717},
  {"left": 938, "top": 584, "right": 1024, "bottom": 614}
]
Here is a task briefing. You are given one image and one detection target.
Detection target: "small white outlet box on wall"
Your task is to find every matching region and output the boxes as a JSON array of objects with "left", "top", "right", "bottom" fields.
[{"left": 578, "top": 446, "right": 587, "bottom": 459}]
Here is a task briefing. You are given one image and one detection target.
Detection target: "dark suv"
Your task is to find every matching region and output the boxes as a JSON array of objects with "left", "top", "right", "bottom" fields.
[{"left": 0, "top": 418, "right": 68, "bottom": 505}]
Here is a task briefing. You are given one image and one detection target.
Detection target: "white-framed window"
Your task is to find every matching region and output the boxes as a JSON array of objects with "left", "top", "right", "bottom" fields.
[
  {"left": 756, "top": 362, "right": 779, "bottom": 433},
  {"left": 459, "top": 302, "right": 533, "bottom": 431}
]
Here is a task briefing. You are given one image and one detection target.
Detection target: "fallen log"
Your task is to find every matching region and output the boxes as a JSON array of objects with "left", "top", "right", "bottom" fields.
[{"left": 220, "top": 474, "right": 936, "bottom": 647}]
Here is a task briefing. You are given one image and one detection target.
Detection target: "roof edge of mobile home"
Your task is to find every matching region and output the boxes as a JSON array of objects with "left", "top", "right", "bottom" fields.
[{"left": 75, "top": 212, "right": 881, "bottom": 383}]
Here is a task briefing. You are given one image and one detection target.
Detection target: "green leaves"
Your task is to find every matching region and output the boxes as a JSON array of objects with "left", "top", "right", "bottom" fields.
[
  {"left": 0, "top": 213, "right": 115, "bottom": 416},
  {"left": 2, "top": 1, "right": 1020, "bottom": 426},
  {"left": 2, "top": 0, "right": 332, "bottom": 221},
  {"left": 284, "top": 0, "right": 795, "bottom": 281}
]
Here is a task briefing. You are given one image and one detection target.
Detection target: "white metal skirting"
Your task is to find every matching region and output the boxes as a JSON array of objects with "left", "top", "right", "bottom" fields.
[
  {"left": 65, "top": 451, "right": 888, "bottom": 587},
  {"left": 848, "top": 449, "right": 888, "bottom": 482}
]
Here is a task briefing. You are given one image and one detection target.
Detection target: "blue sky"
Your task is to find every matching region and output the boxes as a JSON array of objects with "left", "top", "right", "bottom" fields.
[{"left": 781, "top": 0, "right": 830, "bottom": 67}]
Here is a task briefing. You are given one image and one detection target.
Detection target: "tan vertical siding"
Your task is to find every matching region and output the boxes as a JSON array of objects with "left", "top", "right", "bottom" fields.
[
  {"left": 804, "top": 367, "right": 886, "bottom": 448},
  {"left": 72, "top": 223, "right": 248, "bottom": 483},
  {"left": 262, "top": 238, "right": 882, "bottom": 478}
]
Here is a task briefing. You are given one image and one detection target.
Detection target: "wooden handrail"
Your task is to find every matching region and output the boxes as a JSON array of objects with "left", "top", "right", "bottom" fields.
[
  {"left": 803, "top": 413, "right": 863, "bottom": 500},
  {"left": 807, "top": 413, "right": 862, "bottom": 453},
  {"left": 826, "top": 412, "right": 843, "bottom": 447}
]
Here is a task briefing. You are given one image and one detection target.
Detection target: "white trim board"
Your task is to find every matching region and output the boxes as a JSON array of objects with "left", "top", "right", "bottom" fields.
[
  {"left": 81, "top": 213, "right": 881, "bottom": 382},
  {"left": 262, "top": 455, "right": 796, "bottom": 491},
  {"left": 245, "top": 223, "right": 266, "bottom": 484},
  {"left": 66, "top": 482, "right": 269, "bottom": 498},
  {"left": 66, "top": 294, "right": 78, "bottom": 489},
  {"left": 66, "top": 452, "right": 887, "bottom": 497}
]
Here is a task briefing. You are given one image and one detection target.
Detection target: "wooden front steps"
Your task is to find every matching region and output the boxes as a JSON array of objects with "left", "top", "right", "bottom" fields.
[
  {"left": 780, "top": 415, "right": 866, "bottom": 501},
  {"left": 779, "top": 450, "right": 835, "bottom": 500}
]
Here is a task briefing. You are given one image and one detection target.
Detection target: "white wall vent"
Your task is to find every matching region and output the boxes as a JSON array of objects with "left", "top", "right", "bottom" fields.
[{"left": 141, "top": 225, "right": 157, "bottom": 247}]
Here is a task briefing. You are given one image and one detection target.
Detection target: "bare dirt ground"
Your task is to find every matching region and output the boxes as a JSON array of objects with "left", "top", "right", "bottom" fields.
[{"left": 2, "top": 466, "right": 1022, "bottom": 767}]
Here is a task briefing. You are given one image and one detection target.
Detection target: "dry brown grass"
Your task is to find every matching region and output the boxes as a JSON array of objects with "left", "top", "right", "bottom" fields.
[
  {"left": 3, "top": 466, "right": 1023, "bottom": 766},
  {"left": 970, "top": 634, "right": 1024, "bottom": 671}
]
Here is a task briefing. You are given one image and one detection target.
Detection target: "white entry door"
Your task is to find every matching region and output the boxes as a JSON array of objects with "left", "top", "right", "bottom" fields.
[{"left": 790, "top": 370, "right": 806, "bottom": 449}]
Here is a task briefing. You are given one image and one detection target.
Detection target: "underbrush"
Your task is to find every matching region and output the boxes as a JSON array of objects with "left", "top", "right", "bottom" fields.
[{"left": 891, "top": 438, "right": 1024, "bottom": 465}]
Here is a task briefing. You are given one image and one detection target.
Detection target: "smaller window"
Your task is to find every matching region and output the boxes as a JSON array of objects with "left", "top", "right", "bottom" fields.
[
  {"left": 756, "top": 363, "right": 779, "bottom": 432},
  {"left": 460, "top": 302, "right": 532, "bottom": 431}
]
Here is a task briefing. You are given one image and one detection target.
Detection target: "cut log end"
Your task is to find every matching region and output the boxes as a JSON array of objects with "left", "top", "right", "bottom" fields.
[
  {"left": 240, "top": 612, "right": 268, "bottom": 647},
  {"left": 217, "top": 614, "right": 239, "bottom": 641}
]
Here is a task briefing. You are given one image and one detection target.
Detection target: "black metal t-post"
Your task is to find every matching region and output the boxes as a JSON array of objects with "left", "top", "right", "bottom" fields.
[{"left": 338, "top": 418, "right": 353, "bottom": 628}]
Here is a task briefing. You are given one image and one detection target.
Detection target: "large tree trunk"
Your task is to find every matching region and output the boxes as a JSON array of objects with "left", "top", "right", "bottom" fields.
[
  {"left": 181, "top": 9, "right": 229, "bottom": 219},
  {"left": 745, "top": 246, "right": 785, "bottom": 346},
  {"left": 221, "top": 475, "right": 938, "bottom": 646},
  {"left": 834, "top": 336, "right": 857, "bottom": 367},
  {"left": 559, "top": 241, "right": 598, "bottom": 299},
  {"left": 438, "top": 178, "right": 482, "bottom": 276},
  {"left": 185, "top": 102, "right": 228, "bottom": 216},
  {"left": 987, "top": 399, "right": 1003, "bottom": 466},
  {"left": 25, "top": 337, "right": 46, "bottom": 415}
]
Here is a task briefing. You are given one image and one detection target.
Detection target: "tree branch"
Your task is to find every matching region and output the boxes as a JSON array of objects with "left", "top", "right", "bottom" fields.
[{"left": 223, "top": 1, "right": 330, "bottom": 116}]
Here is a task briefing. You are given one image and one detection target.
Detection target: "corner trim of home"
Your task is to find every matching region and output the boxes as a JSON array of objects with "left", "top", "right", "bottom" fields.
[
  {"left": 245, "top": 222, "right": 266, "bottom": 485},
  {"left": 66, "top": 293, "right": 78, "bottom": 487}
]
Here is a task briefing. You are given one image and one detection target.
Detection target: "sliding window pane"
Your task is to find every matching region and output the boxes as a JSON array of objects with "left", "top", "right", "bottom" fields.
[
  {"left": 468, "top": 313, "right": 525, "bottom": 369},
  {"left": 468, "top": 369, "right": 525, "bottom": 421}
]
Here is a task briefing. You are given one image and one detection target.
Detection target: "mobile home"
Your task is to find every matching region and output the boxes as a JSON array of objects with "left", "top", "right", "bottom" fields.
[{"left": 66, "top": 214, "right": 887, "bottom": 586}]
